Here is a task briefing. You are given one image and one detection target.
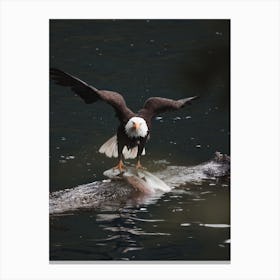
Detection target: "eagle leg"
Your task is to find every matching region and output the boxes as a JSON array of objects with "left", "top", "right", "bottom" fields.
[
  {"left": 113, "top": 159, "right": 126, "bottom": 173},
  {"left": 136, "top": 144, "right": 146, "bottom": 169},
  {"left": 136, "top": 159, "right": 146, "bottom": 170}
]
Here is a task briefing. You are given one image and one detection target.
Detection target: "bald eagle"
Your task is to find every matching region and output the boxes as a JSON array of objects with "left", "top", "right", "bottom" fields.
[{"left": 50, "top": 68, "right": 198, "bottom": 171}]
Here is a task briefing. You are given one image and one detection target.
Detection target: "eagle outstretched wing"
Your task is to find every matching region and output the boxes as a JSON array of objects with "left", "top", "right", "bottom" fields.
[
  {"left": 141, "top": 96, "right": 199, "bottom": 119},
  {"left": 50, "top": 68, "right": 135, "bottom": 122}
]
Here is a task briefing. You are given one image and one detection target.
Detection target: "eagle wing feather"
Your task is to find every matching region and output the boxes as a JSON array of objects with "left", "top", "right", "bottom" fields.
[
  {"left": 141, "top": 96, "right": 199, "bottom": 119},
  {"left": 50, "top": 68, "right": 134, "bottom": 122}
]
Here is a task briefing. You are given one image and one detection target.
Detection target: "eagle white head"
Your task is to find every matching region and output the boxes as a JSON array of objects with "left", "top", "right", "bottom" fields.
[{"left": 125, "top": 117, "right": 148, "bottom": 138}]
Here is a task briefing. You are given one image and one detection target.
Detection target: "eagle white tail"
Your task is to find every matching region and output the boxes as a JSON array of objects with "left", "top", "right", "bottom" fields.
[
  {"left": 98, "top": 135, "right": 118, "bottom": 158},
  {"left": 98, "top": 135, "right": 145, "bottom": 159}
]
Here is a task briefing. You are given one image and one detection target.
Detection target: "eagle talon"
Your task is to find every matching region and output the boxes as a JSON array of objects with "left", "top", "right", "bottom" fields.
[
  {"left": 113, "top": 160, "right": 126, "bottom": 173},
  {"left": 136, "top": 161, "right": 146, "bottom": 170}
]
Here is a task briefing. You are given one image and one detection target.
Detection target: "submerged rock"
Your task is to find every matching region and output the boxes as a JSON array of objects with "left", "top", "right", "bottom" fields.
[{"left": 50, "top": 152, "right": 230, "bottom": 215}]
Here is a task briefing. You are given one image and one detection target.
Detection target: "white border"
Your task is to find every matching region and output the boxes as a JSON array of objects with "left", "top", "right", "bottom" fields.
[{"left": 0, "top": 0, "right": 279, "bottom": 279}]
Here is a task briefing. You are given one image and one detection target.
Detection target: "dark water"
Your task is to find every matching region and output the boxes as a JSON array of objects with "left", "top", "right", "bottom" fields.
[{"left": 50, "top": 20, "right": 230, "bottom": 261}]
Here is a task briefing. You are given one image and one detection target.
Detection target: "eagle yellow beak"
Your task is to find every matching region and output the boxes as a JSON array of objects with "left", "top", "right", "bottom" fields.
[{"left": 133, "top": 122, "right": 140, "bottom": 130}]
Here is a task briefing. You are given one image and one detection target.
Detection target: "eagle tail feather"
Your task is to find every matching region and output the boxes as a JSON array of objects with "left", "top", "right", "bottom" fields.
[
  {"left": 99, "top": 135, "right": 118, "bottom": 158},
  {"left": 99, "top": 135, "right": 146, "bottom": 159}
]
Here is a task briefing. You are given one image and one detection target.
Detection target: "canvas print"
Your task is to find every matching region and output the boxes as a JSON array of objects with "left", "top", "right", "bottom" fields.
[{"left": 49, "top": 19, "right": 230, "bottom": 261}]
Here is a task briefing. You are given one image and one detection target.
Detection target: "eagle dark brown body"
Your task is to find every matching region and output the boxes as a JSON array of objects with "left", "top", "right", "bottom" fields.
[{"left": 50, "top": 68, "right": 198, "bottom": 171}]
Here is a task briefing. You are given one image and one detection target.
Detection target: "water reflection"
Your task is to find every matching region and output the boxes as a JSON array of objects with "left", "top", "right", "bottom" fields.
[{"left": 50, "top": 179, "right": 230, "bottom": 260}]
